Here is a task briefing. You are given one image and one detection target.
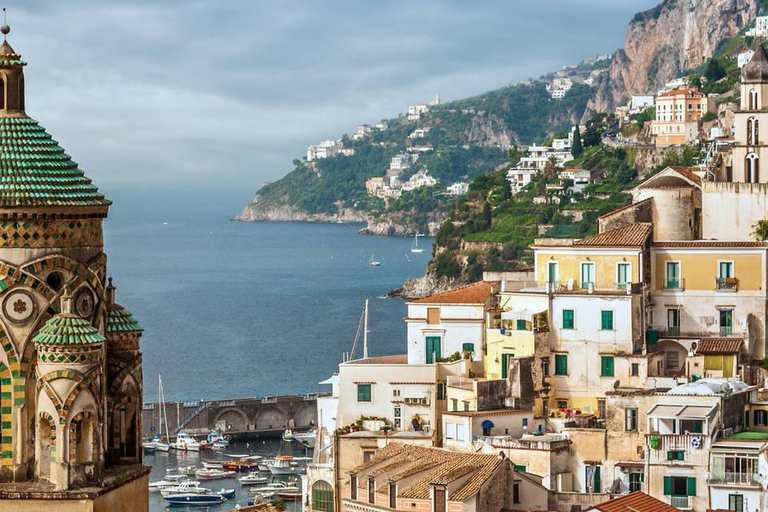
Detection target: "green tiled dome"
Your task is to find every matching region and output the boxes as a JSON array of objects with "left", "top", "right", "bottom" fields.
[
  {"left": 33, "top": 314, "right": 105, "bottom": 345},
  {"left": 107, "top": 306, "right": 143, "bottom": 333},
  {"left": 0, "top": 116, "right": 110, "bottom": 207}
]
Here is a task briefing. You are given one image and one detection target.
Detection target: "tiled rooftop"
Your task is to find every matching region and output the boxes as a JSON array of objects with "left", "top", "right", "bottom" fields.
[
  {"left": 572, "top": 223, "right": 652, "bottom": 247},
  {"left": 586, "top": 491, "right": 678, "bottom": 512},
  {"left": 409, "top": 281, "right": 498, "bottom": 304},
  {"left": 695, "top": 337, "right": 743, "bottom": 355}
]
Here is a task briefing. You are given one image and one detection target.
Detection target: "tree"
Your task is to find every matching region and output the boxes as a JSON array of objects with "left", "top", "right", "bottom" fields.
[
  {"left": 501, "top": 179, "right": 512, "bottom": 201},
  {"left": 704, "top": 59, "right": 726, "bottom": 83},
  {"left": 292, "top": 158, "right": 303, "bottom": 167},
  {"left": 482, "top": 202, "right": 492, "bottom": 229},
  {"left": 571, "top": 125, "right": 583, "bottom": 158}
]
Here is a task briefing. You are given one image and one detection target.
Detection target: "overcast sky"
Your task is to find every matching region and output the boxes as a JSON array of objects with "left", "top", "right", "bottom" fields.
[{"left": 7, "top": 1, "right": 658, "bottom": 207}]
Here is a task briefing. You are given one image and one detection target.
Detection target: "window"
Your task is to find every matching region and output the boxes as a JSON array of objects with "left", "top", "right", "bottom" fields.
[
  {"left": 513, "top": 464, "right": 526, "bottom": 472},
  {"left": 562, "top": 309, "right": 574, "bottom": 329},
  {"left": 580, "top": 262, "right": 595, "bottom": 289},
  {"left": 729, "top": 494, "right": 744, "bottom": 512},
  {"left": 617, "top": 262, "right": 630, "bottom": 289},
  {"left": 601, "top": 310, "right": 614, "bottom": 331},
  {"left": 392, "top": 389, "right": 401, "bottom": 397},
  {"left": 628, "top": 473, "right": 643, "bottom": 493},
  {"left": 600, "top": 356, "right": 614, "bottom": 377},
  {"left": 394, "top": 406, "right": 401, "bottom": 429},
  {"left": 433, "top": 487, "right": 446, "bottom": 512},
  {"left": 665, "top": 261, "right": 680, "bottom": 289},
  {"left": 555, "top": 354, "right": 568, "bottom": 376},
  {"left": 445, "top": 422, "right": 456, "bottom": 439},
  {"left": 667, "top": 308, "right": 680, "bottom": 337},
  {"left": 663, "top": 476, "right": 695, "bottom": 497},
  {"left": 747, "top": 153, "right": 759, "bottom": 183},
  {"left": 462, "top": 342, "right": 474, "bottom": 354},
  {"left": 427, "top": 308, "right": 440, "bottom": 324},
  {"left": 585, "top": 465, "right": 601, "bottom": 493},
  {"left": 556, "top": 400, "right": 568, "bottom": 410},
  {"left": 755, "top": 409, "right": 768, "bottom": 426},
  {"left": 597, "top": 399, "right": 606, "bottom": 419},
  {"left": 513, "top": 483, "right": 520, "bottom": 504},
  {"left": 363, "top": 450, "right": 376, "bottom": 462},
  {"left": 625, "top": 408, "right": 638, "bottom": 431},
  {"left": 368, "top": 477, "right": 375, "bottom": 504},
  {"left": 350, "top": 475, "right": 357, "bottom": 500},
  {"left": 719, "top": 261, "right": 733, "bottom": 279},
  {"left": 750, "top": 88, "right": 759, "bottom": 110},
  {"left": 748, "top": 116, "right": 759, "bottom": 145},
  {"left": 522, "top": 418, "right": 528, "bottom": 429},
  {"left": 631, "top": 363, "right": 640, "bottom": 377},
  {"left": 357, "top": 384, "right": 372, "bottom": 403},
  {"left": 462, "top": 401, "right": 469, "bottom": 411},
  {"left": 719, "top": 308, "right": 733, "bottom": 336},
  {"left": 680, "top": 419, "right": 703, "bottom": 434},
  {"left": 451, "top": 399, "right": 458, "bottom": 412},
  {"left": 436, "top": 383, "right": 446, "bottom": 400},
  {"left": 425, "top": 336, "right": 441, "bottom": 364},
  {"left": 548, "top": 261, "right": 558, "bottom": 283},
  {"left": 542, "top": 358, "right": 550, "bottom": 376},
  {"left": 667, "top": 450, "right": 685, "bottom": 461},
  {"left": 389, "top": 483, "right": 397, "bottom": 509}
]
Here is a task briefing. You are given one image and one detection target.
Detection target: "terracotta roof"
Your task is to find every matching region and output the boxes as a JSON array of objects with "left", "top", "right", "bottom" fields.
[
  {"left": 652, "top": 241, "right": 768, "bottom": 248},
  {"left": 668, "top": 166, "right": 703, "bottom": 184},
  {"left": 598, "top": 198, "right": 651, "bottom": 219},
  {"left": 657, "top": 88, "right": 704, "bottom": 98},
  {"left": 606, "top": 388, "right": 663, "bottom": 397},
  {"left": 636, "top": 167, "right": 702, "bottom": 190},
  {"left": 409, "top": 281, "right": 498, "bottom": 304},
  {"left": 586, "top": 491, "right": 678, "bottom": 512},
  {"left": 444, "top": 409, "right": 533, "bottom": 417},
  {"left": 573, "top": 223, "right": 652, "bottom": 247},
  {"left": 614, "top": 461, "right": 645, "bottom": 468},
  {"left": 696, "top": 338, "right": 743, "bottom": 355}
]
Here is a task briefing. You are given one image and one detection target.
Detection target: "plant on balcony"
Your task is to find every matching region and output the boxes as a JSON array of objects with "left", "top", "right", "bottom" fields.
[
  {"left": 463, "top": 349, "right": 475, "bottom": 359},
  {"left": 436, "top": 351, "right": 463, "bottom": 363}
]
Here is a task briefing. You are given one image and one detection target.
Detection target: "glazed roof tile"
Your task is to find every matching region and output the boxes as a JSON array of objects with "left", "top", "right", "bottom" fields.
[
  {"left": 0, "top": 116, "right": 110, "bottom": 207},
  {"left": 33, "top": 314, "right": 105, "bottom": 345},
  {"left": 572, "top": 223, "right": 652, "bottom": 247},
  {"left": 652, "top": 241, "right": 768, "bottom": 248},
  {"left": 586, "top": 491, "right": 678, "bottom": 512},
  {"left": 409, "top": 281, "right": 498, "bottom": 304},
  {"left": 107, "top": 305, "right": 143, "bottom": 333},
  {"left": 696, "top": 338, "right": 743, "bottom": 355}
]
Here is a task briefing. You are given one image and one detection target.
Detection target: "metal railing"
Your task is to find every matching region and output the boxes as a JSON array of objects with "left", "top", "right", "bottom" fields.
[
  {"left": 720, "top": 326, "right": 733, "bottom": 336},
  {"left": 716, "top": 277, "right": 738, "bottom": 290},
  {"left": 670, "top": 496, "right": 689, "bottom": 509},
  {"left": 708, "top": 471, "right": 760, "bottom": 486},
  {"left": 663, "top": 278, "right": 684, "bottom": 290}
]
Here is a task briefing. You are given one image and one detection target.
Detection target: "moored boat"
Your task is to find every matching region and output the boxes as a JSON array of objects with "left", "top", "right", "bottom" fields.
[
  {"left": 165, "top": 494, "right": 226, "bottom": 506},
  {"left": 149, "top": 479, "right": 178, "bottom": 492},
  {"left": 268, "top": 455, "right": 306, "bottom": 475},
  {"left": 194, "top": 468, "right": 236, "bottom": 481},
  {"left": 218, "top": 488, "right": 236, "bottom": 499},
  {"left": 239, "top": 472, "right": 269, "bottom": 485},
  {"left": 172, "top": 432, "right": 201, "bottom": 452},
  {"left": 160, "top": 480, "right": 209, "bottom": 497},
  {"left": 202, "top": 460, "right": 225, "bottom": 469},
  {"left": 282, "top": 429, "right": 294, "bottom": 442},
  {"left": 279, "top": 491, "right": 302, "bottom": 500}
]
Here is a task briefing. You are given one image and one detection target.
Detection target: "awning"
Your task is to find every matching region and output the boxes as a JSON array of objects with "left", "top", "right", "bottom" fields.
[
  {"left": 319, "top": 374, "right": 339, "bottom": 385},
  {"left": 501, "top": 309, "right": 529, "bottom": 320},
  {"left": 647, "top": 404, "right": 683, "bottom": 417},
  {"left": 481, "top": 420, "right": 494, "bottom": 429}
]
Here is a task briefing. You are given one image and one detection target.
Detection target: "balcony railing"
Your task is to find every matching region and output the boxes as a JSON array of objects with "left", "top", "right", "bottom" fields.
[
  {"left": 665, "top": 326, "right": 680, "bottom": 337},
  {"left": 543, "top": 281, "right": 640, "bottom": 294},
  {"left": 708, "top": 471, "right": 760, "bottom": 486},
  {"left": 446, "top": 376, "right": 475, "bottom": 391},
  {"left": 716, "top": 277, "right": 738, "bottom": 291},
  {"left": 720, "top": 326, "right": 733, "bottom": 336},
  {"left": 670, "top": 496, "right": 689, "bottom": 509},
  {"left": 663, "top": 278, "right": 685, "bottom": 290}
]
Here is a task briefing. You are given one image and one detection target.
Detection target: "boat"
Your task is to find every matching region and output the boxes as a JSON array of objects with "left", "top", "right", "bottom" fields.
[
  {"left": 222, "top": 459, "right": 261, "bottom": 472},
  {"left": 142, "top": 440, "right": 156, "bottom": 453},
  {"left": 207, "top": 431, "right": 230, "bottom": 448},
  {"left": 154, "top": 375, "right": 171, "bottom": 452},
  {"left": 294, "top": 429, "right": 316, "bottom": 449},
  {"left": 268, "top": 455, "right": 306, "bottom": 475},
  {"left": 279, "top": 491, "right": 302, "bottom": 501},
  {"left": 173, "top": 465, "right": 197, "bottom": 476},
  {"left": 410, "top": 233, "right": 423, "bottom": 253},
  {"left": 202, "top": 460, "right": 225, "bottom": 469},
  {"left": 369, "top": 254, "right": 381, "bottom": 267},
  {"left": 160, "top": 481, "right": 210, "bottom": 497},
  {"left": 218, "top": 488, "right": 236, "bottom": 499},
  {"left": 194, "top": 468, "right": 236, "bottom": 481},
  {"left": 282, "top": 429, "right": 294, "bottom": 442},
  {"left": 172, "top": 432, "right": 201, "bottom": 452},
  {"left": 149, "top": 479, "right": 179, "bottom": 492},
  {"left": 239, "top": 472, "right": 269, "bottom": 485},
  {"left": 251, "top": 483, "right": 299, "bottom": 495},
  {"left": 224, "top": 453, "right": 251, "bottom": 458},
  {"left": 165, "top": 494, "right": 226, "bottom": 506},
  {"left": 252, "top": 491, "right": 276, "bottom": 503}
]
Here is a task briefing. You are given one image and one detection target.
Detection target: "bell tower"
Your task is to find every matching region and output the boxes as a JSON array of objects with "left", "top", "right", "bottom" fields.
[{"left": 732, "top": 42, "right": 768, "bottom": 183}]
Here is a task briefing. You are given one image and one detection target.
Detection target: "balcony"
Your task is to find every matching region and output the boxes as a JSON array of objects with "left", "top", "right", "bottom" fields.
[
  {"left": 670, "top": 496, "right": 690, "bottom": 509},
  {"left": 708, "top": 471, "right": 761, "bottom": 487},
  {"left": 716, "top": 277, "right": 738, "bottom": 291},
  {"left": 663, "top": 278, "right": 685, "bottom": 290},
  {"left": 542, "top": 281, "right": 641, "bottom": 295},
  {"left": 720, "top": 326, "right": 734, "bottom": 336},
  {"left": 446, "top": 376, "right": 475, "bottom": 391}
]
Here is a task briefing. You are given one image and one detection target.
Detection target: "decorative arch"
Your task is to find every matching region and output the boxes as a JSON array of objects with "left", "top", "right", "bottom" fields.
[
  {"left": 750, "top": 88, "right": 759, "bottom": 110},
  {"left": 22, "top": 254, "right": 103, "bottom": 293},
  {"left": 214, "top": 407, "right": 249, "bottom": 431},
  {"left": 748, "top": 116, "right": 759, "bottom": 145},
  {"left": 253, "top": 406, "right": 288, "bottom": 431},
  {"left": 69, "top": 411, "right": 99, "bottom": 463},
  {"left": 38, "top": 411, "right": 57, "bottom": 464},
  {"left": 747, "top": 153, "right": 760, "bottom": 183},
  {"left": 108, "top": 357, "right": 142, "bottom": 396}
]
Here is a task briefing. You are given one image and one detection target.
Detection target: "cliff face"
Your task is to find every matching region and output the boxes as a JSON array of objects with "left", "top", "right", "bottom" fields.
[
  {"left": 589, "top": 0, "right": 755, "bottom": 114},
  {"left": 234, "top": 199, "right": 367, "bottom": 223}
]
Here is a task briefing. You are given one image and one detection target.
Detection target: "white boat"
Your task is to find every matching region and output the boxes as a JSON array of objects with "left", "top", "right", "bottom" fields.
[
  {"left": 195, "top": 468, "right": 236, "bottom": 481},
  {"left": 142, "top": 440, "right": 156, "bottom": 452},
  {"left": 250, "top": 482, "right": 299, "bottom": 494},
  {"left": 282, "top": 429, "right": 294, "bottom": 442},
  {"left": 202, "top": 460, "right": 225, "bottom": 469},
  {"left": 252, "top": 491, "right": 276, "bottom": 503},
  {"left": 410, "top": 233, "right": 423, "bottom": 253},
  {"left": 369, "top": 254, "right": 381, "bottom": 266},
  {"left": 160, "top": 481, "right": 210, "bottom": 497},
  {"left": 268, "top": 455, "right": 306, "bottom": 475},
  {"left": 239, "top": 472, "right": 269, "bottom": 486},
  {"left": 153, "top": 375, "right": 171, "bottom": 452},
  {"left": 207, "top": 431, "right": 230, "bottom": 447},
  {"left": 294, "top": 429, "right": 316, "bottom": 448},
  {"left": 149, "top": 479, "right": 179, "bottom": 492},
  {"left": 172, "top": 432, "right": 201, "bottom": 452}
]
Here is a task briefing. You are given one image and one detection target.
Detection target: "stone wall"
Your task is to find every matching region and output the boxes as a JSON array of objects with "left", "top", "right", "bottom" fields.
[{"left": 701, "top": 181, "right": 768, "bottom": 240}]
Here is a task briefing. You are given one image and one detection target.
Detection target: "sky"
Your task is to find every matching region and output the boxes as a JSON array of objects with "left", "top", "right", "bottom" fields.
[{"left": 6, "top": 1, "right": 659, "bottom": 211}]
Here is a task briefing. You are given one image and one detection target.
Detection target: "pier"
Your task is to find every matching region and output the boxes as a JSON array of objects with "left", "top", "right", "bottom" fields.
[{"left": 142, "top": 393, "right": 318, "bottom": 440}]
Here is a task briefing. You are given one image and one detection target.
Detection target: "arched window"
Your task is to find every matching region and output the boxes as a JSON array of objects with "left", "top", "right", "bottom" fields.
[
  {"left": 748, "top": 117, "right": 759, "bottom": 145},
  {"left": 750, "top": 88, "right": 759, "bottom": 110},
  {"left": 313, "top": 480, "right": 334, "bottom": 512},
  {"left": 18, "top": 75, "right": 24, "bottom": 111},
  {"left": 747, "top": 153, "right": 760, "bottom": 183},
  {"left": 0, "top": 78, "right": 6, "bottom": 110}
]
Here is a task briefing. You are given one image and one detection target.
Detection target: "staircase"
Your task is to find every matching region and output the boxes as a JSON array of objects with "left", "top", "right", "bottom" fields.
[{"left": 174, "top": 401, "right": 210, "bottom": 434}]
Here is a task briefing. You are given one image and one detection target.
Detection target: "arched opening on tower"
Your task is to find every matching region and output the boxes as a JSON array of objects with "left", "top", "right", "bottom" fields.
[
  {"left": 45, "top": 271, "right": 64, "bottom": 293},
  {"left": 74, "top": 417, "right": 94, "bottom": 464},
  {"left": 0, "top": 78, "right": 6, "bottom": 110},
  {"left": 750, "top": 88, "right": 759, "bottom": 110},
  {"left": 118, "top": 403, "right": 138, "bottom": 459},
  {"left": 38, "top": 420, "right": 53, "bottom": 478},
  {"left": 747, "top": 153, "right": 760, "bottom": 183}
]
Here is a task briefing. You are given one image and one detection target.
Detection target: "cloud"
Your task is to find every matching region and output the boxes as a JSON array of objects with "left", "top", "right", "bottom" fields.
[{"left": 3, "top": 0, "right": 659, "bottom": 202}]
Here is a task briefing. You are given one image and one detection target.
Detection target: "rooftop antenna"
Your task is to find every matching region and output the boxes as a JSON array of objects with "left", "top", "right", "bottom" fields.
[{"left": 0, "top": 9, "right": 8, "bottom": 42}]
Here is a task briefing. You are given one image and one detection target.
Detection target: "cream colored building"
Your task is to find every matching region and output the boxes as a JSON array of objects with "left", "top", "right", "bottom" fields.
[{"left": 651, "top": 88, "right": 708, "bottom": 147}]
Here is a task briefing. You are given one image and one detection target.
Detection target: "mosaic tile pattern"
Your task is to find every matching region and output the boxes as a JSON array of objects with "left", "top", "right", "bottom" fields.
[
  {"left": 0, "top": 218, "right": 103, "bottom": 249},
  {"left": 0, "top": 363, "right": 11, "bottom": 465},
  {"left": 0, "top": 116, "right": 111, "bottom": 207},
  {"left": 69, "top": 411, "right": 98, "bottom": 463},
  {"left": 38, "top": 411, "right": 56, "bottom": 462}
]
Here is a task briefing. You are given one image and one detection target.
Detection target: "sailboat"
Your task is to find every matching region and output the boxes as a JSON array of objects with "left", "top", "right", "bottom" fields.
[
  {"left": 410, "top": 233, "right": 423, "bottom": 253},
  {"left": 369, "top": 254, "right": 381, "bottom": 267},
  {"left": 154, "top": 375, "right": 171, "bottom": 452}
]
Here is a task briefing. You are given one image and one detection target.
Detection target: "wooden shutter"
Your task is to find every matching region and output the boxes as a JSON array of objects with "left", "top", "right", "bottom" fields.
[
  {"left": 427, "top": 308, "right": 440, "bottom": 324},
  {"left": 663, "top": 476, "right": 671, "bottom": 495},
  {"left": 686, "top": 477, "right": 696, "bottom": 496}
]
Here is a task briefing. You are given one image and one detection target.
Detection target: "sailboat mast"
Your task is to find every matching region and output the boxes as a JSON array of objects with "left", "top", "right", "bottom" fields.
[{"left": 363, "top": 298, "right": 369, "bottom": 359}]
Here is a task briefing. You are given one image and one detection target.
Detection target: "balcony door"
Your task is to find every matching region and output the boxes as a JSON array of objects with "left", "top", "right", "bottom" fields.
[
  {"left": 665, "top": 262, "right": 680, "bottom": 289},
  {"left": 580, "top": 262, "right": 595, "bottom": 289},
  {"left": 667, "top": 308, "right": 680, "bottom": 337},
  {"left": 617, "top": 262, "right": 630, "bottom": 290},
  {"left": 425, "top": 336, "right": 442, "bottom": 364}
]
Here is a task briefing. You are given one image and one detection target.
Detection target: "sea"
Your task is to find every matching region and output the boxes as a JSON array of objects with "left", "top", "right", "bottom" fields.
[{"left": 103, "top": 190, "right": 432, "bottom": 511}]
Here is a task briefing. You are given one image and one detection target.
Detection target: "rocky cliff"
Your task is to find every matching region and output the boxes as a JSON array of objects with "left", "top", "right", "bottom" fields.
[
  {"left": 588, "top": 0, "right": 755, "bottom": 114},
  {"left": 233, "top": 198, "right": 367, "bottom": 223}
]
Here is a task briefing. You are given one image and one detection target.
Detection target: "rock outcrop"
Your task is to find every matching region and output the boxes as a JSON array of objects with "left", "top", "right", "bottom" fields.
[
  {"left": 588, "top": 0, "right": 754, "bottom": 114},
  {"left": 233, "top": 199, "right": 367, "bottom": 224}
]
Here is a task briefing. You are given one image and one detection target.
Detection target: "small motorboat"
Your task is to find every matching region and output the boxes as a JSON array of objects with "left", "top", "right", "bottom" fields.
[
  {"left": 172, "top": 432, "right": 201, "bottom": 452},
  {"left": 155, "top": 441, "right": 170, "bottom": 452},
  {"left": 160, "top": 481, "right": 210, "bottom": 497},
  {"left": 294, "top": 429, "right": 316, "bottom": 449},
  {"left": 369, "top": 255, "right": 381, "bottom": 267},
  {"left": 202, "top": 460, "right": 225, "bottom": 469},
  {"left": 268, "top": 455, "right": 306, "bottom": 475},
  {"left": 222, "top": 460, "right": 261, "bottom": 472},
  {"left": 165, "top": 494, "right": 226, "bottom": 506},
  {"left": 251, "top": 482, "right": 299, "bottom": 494},
  {"left": 207, "top": 431, "right": 230, "bottom": 448},
  {"left": 195, "top": 468, "right": 236, "bottom": 481},
  {"left": 224, "top": 453, "right": 251, "bottom": 458},
  {"left": 282, "top": 429, "right": 294, "bottom": 442},
  {"left": 239, "top": 472, "right": 269, "bottom": 485},
  {"left": 252, "top": 491, "right": 276, "bottom": 503},
  {"left": 142, "top": 440, "right": 156, "bottom": 453},
  {"left": 176, "top": 465, "right": 197, "bottom": 476},
  {"left": 279, "top": 491, "right": 302, "bottom": 501},
  {"left": 149, "top": 479, "right": 178, "bottom": 492},
  {"left": 218, "top": 488, "right": 236, "bottom": 500}
]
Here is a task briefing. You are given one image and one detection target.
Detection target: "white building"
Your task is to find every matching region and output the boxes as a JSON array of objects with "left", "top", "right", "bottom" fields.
[
  {"left": 401, "top": 169, "right": 437, "bottom": 191},
  {"left": 407, "top": 103, "right": 429, "bottom": 121},
  {"left": 738, "top": 50, "right": 755, "bottom": 69},
  {"left": 708, "top": 438, "right": 768, "bottom": 512},
  {"left": 447, "top": 182, "right": 469, "bottom": 195},
  {"left": 405, "top": 281, "right": 499, "bottom": 366},
  {"left": 357, "top": 124, "right": 372, "bottom": 137},
  {"left": 442, "top": 409, "right": 534, "bottom": 452},
  {"left": 389, "top": 153, "right": 412, "bottom": 171},
  {"left": 307, "top": 140, "right": 341, "bottom": 161},
  {"left": 374, "top": 121, "right": 388, "bottom": 131},
  {"left": 408, "top": 127, "right": 430, "bottom": 139},
  {"left": 505, "top": 144, "right": 573, "bottom": 194},
  {"left": 746, "top": 16, "right": 768, "bottom": 37},
  {"left": 547, "top": 77, "right": 573, "bottom": 99},
  {"left": 630, "top": 95, "right": 655, "bottom": 113}
]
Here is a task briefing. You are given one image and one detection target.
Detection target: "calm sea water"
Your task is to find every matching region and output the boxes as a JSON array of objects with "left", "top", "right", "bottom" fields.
[{"left": 103, "top": 191, "right": 431, "bottom": 403}]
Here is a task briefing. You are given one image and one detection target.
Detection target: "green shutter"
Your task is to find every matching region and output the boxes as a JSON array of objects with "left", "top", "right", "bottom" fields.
[
  {"left": 667, "top": 451, "right": 674, "bottom": 461},
  {"left": 357, "top": 384, "right": 371, "bottom": 402},
  {"left": 462, "top": 342, "right": 474, "bottom": 354},
  {"left": 563, "top": 309, "right": 574, "bottom": 329},
  {"left": 594, "top": 467, "right": 601, "bottom": 494},
  {"left": 501, "top": 354, "right": 508, "bottom": 379},
  {"left": 686, "top": 477, "right": 696, "bottom": 496},
  {"left": 516, "top": 319, "right": 526, "bottom": 330},
  {"left": 663, "top": 476, "right": 671, "bottom": 495},
  {"left": 601, "top": 356, "right": 614, "bottom": 377},
  {"left": 513, "top": 464, "right": 526, "bottom": 472},
  {"left": 426, "top": 336, "right": 441, "bottom": 364},
  {"left": 601, "top": 310, "right": 613, "bottom": 330},
  {"left": 555, "top": 354, "right": 568, "bottom": 375}
]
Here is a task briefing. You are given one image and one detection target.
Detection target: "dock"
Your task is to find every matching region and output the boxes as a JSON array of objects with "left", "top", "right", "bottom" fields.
[{"left": 142, "top": 393, "right": 318, "bottom": 440}]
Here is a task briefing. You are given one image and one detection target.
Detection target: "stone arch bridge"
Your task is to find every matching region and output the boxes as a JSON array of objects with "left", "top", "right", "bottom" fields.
[{"left": 142, "top": 394, "right": 317, "bottom": 440}]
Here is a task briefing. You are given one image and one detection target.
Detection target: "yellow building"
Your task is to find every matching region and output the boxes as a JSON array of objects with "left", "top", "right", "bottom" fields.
[{"left": 651, "top": 87, "right": 708, "bottom": 147}]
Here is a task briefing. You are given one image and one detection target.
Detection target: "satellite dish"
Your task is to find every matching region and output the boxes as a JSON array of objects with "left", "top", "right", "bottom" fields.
[
  {"left": 613, "top": 380, "right": 621, "bottom": 390},
  {"left": 691, "top": 341, "right": 698, "bottom": 352},
  {"left": 720, "top": 382, "right": 730, "bottom": 393}
]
